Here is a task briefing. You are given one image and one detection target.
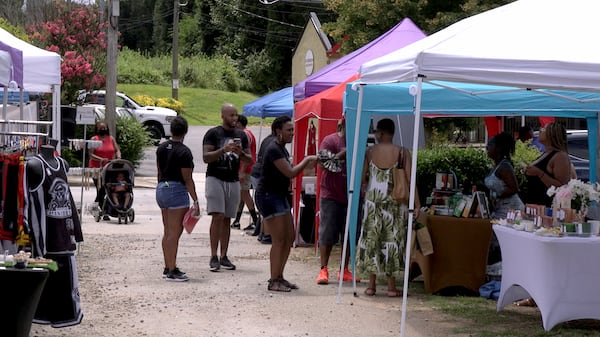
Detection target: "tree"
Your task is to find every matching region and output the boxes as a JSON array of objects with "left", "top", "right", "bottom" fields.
[
  {"left": 152, "top": 0, "right": 171, "bottom": 54},
  {"left": 26, "top": 1, "right": 107, "bottom": 103},
  {"left": 322, "top": 0, "right": 514, "bottom": 53}
]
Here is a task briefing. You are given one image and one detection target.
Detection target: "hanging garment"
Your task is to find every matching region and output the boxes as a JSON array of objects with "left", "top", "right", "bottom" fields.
[
  {"left": 0, "top": 153, "right": 26, "bottom": 242},
  {"left": 33, "top": 253, "right": 83, "bottom": 327},
  {"left": 25, "top": 154, "right": 83, "bottom": 257}
]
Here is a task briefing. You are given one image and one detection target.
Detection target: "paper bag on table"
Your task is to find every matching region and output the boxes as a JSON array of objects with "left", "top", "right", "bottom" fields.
[{"left": 415, "top": 227, "right": 434, "bottom": 256}]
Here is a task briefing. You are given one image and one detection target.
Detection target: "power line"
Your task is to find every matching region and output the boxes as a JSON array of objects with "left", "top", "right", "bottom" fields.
[{"left": 213, "top": 0, "right": 303, "bottom": 28}]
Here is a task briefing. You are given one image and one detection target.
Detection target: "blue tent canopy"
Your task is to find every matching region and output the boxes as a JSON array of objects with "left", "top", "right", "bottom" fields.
[
  {"left": 344, "top": 81, "right": 600, "bottom": 118},
  {"left": 242, "top": 87, "right": 293, "bottom": 118}
]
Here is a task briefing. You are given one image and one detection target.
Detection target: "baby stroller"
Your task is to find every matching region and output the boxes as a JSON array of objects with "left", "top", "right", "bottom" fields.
[{"left": 94, "top": 159, "right": 136, "bottom": 224}]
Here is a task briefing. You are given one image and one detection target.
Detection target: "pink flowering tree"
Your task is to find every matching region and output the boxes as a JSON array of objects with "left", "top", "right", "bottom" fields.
[{"left": 27, "top": 2, "right": 108, "bottom": 103}]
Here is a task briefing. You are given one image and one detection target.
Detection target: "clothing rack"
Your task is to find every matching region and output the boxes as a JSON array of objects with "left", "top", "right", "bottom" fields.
[
  {"left": 0, "top": 119, "right": 53, "bottom": 154},
  {"left": 68, "top": 135, "right": 103, "bottom": 221}
]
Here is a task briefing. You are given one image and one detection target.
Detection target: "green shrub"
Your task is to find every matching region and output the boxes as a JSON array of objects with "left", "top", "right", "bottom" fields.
[
  {"left": 416, "top": 145, "right": 493, "bottom": 202},
  {"left": 117, "top": 48, "right": 242, "bottom": 92},
  {"left": 61, "top": 147, "right": 82, "bottom": 168},
  {"left": 513, "top": 140, "right": 542, "bottom": 199},
  {"left": 116, "top": 116, "right": 153, "bottom": 166}
]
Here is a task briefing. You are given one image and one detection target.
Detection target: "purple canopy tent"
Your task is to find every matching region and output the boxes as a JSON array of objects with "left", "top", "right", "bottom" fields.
[{"left": 293, "top": 18, "right": 426, "bottom": 102}]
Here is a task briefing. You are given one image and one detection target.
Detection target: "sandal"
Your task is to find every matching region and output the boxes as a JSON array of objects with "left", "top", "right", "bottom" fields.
[
  {"left": 279, "top": 278, "right": 299, "bottom": 290},
  {"left": 387, "top": 288, "right": 402, "bottom": 297},
  {"left": 267, "top": 279, "right": 291, "bottom": 292},
  {"left": 364, "top": 287, "right": 376, "bottom": 296},
  {"left": 514, "top": 298, "right": 537, "bottom": 307}
]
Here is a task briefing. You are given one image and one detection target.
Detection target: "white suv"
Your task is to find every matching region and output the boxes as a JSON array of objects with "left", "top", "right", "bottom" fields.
[{"left": 77, "top": 90, "right": 177, "bottom": 142}]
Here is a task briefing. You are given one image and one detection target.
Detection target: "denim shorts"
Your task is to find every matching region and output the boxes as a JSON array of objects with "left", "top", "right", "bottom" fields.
[
  {"left": 156, "top": 181, "right": 189, "bottom": 209},
  {"left": 255, "top": 191, "right": 290, "bottom": 220}
]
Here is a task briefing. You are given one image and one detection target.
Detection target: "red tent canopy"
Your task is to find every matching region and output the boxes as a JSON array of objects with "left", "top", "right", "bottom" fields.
[
  {"left": 484, "top": 116, "right": 555, "bottom": 139},
  {"left": 292, "top": 74, "right": 360, "bottom": 244}
]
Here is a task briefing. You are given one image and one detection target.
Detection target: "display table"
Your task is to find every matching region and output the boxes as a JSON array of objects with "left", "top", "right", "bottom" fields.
[
  {"left": 0, "top": 267, "right": 49, "bottom": 337},
  {"left": 494, "top": 225, "right": 600, "bottom": 330},
  {"left": 409, "top": 214, "right": 492, "bottom": 294}
]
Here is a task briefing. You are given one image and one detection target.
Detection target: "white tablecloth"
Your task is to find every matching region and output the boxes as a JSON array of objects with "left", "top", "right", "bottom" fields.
[{"left": 494, "top": 225, "right": 600, "bottom": 330}]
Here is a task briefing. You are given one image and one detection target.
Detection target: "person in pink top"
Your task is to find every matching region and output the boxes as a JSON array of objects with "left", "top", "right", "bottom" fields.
[
  {"left": 231, "top": 115, "right": 260, "bottom": 232},
  {"left": 88, "top": 120, "right": 121, "bottom": 212},
  {"left": 315, "top": 119, "right": 359, "bottom": 285}
]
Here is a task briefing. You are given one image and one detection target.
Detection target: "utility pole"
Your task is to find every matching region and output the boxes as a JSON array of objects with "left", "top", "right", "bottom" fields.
[
  {"left": 106, "top": 0, "right": 119, "bottom": 136},
  {"left": 172, "top": 0, "right": 180, "bottom": 100}
]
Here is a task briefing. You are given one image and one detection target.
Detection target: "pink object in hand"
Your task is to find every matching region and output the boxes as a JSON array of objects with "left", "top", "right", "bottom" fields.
[{"left": 183, "top": 207, "right": 200, "bottom": 234}]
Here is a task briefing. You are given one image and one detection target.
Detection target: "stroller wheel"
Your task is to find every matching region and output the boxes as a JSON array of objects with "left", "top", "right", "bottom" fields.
[
  {"left": 128, "top": 209, "right": 135, "bottom": 223},
  {"left": 118, "top": 216, "right": 122, "bottom": 225}
]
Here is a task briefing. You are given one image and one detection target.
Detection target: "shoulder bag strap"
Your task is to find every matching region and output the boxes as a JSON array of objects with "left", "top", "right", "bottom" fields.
[{"left": 397, "top": 147, "right": 405, "bottom": 169}]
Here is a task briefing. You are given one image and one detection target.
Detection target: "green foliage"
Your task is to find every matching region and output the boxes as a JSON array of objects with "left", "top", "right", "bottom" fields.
[
  {"left": 118, "top": 48, "right": 242, "bottom": 92},
  {"left": 237, "top": 49, "right": 274, "bottom": 93},
  {"left": 61, "top": 148, "right": 82, "bottom": 168},
  {"left": 118, "top": 48, "right": 169, "bottom": 85},
  {"left": 513, "top": 139, "right": 542, "bottom": 198},
  {"left": 0, "top": 18, "right": 29, "bottom": 41},
  {"left": 322, "top": 0, "right": 426, "bottom": 53},
  {"left": 416, "top": 145, "right": 493, "bottom": 201},
  {"left": 322, "top": 0, "right": 514, "bottom": 54},
  {"left": 116, "top": 116, "right": 153, "bottom": 167}
]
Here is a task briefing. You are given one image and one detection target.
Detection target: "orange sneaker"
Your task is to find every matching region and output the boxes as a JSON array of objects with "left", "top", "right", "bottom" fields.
[
  {"left": 337, "top": 268, "right": 360, "bottom": 282},
  {"left": 316, "top": 267, "right": 329, "bottom": 285}
]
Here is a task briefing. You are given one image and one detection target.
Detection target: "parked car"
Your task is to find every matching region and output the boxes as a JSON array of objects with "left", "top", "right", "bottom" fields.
[
  {"left": 77, "top": 90, "right": 177, "bottom": 143},
  {"left": 566, "top": 130, "right": 590, "bottom": 181}
]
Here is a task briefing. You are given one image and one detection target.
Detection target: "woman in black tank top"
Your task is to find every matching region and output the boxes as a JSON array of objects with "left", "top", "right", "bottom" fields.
[{"left": 524, "top": 123, "right": 574, "bottom": 207}]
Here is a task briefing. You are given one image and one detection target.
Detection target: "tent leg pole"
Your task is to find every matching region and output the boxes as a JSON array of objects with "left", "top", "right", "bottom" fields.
[
  {"left": 400, "top": 77, "right": 424, "bottom": 337},
  {"left": 338, "top": 84, "right": 365, "bottom": 303}
]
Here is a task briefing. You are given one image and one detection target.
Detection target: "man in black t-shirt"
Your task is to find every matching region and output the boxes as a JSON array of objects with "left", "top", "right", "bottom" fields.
[{"left": 202, "top": 103, "right": 251, "bottom": 271}]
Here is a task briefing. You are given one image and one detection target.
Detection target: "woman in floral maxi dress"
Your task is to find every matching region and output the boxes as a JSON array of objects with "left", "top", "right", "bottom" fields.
[{"left": 357, "top": 118, "right": 419, "bottom": 297}]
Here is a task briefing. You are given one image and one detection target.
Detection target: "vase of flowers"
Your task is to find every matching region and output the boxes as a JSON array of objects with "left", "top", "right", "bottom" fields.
[{"left": 547, "top": 179, "right": 600, "bottom": 223}]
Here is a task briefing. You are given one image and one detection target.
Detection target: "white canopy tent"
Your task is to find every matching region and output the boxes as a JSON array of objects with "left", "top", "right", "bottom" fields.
[
  {"left": 0, "top": 27, "right": 61, "bottom": 142},
  {"left": 339, "top": 0, "right": 600, "bottom": 334}
]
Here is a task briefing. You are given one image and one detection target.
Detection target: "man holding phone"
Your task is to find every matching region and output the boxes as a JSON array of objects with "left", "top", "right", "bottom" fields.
[{"left": 203, "top": 103, "right": 251, "bottom": 272}]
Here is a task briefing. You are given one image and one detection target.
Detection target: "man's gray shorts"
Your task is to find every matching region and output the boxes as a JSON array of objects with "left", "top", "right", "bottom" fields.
[
  {"left": 318, "top": 198, "right": 347, "bottom": 246},
  {"left": 205, "top": 176, "right": 240, "bottom": 218}
]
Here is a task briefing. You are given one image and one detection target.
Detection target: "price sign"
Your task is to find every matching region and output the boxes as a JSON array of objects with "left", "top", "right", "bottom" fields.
[{"left": 76, "top": 107, "right": 96, "bottom": 125}]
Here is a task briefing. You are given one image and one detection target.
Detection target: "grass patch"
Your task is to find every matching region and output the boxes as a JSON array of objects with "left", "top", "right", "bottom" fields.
[
  {"left": 291, "top": 244, "right": 600, "bottom": 335},
  {"left": 117, "top": 84, "right": 264, "bottom": 126},
  {"left": 416, "top": 288, "right": 600, "bottom": 336}
]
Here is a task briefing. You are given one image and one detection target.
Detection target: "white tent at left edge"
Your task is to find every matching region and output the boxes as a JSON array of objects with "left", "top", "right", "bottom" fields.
[
  {"left": 342, "top": 0, "right": 600, "bottom": 335},
  {"left": 0, "top": 27, "right": 62, "bottom": 142}
]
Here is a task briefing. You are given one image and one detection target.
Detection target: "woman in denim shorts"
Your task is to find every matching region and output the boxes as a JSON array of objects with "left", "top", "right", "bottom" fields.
[
  {"left": 254, "top": 116, "right": 317, "bottom": 292},
  {"left": 155, "top": 116, "right": 200, "bottom": 282}
]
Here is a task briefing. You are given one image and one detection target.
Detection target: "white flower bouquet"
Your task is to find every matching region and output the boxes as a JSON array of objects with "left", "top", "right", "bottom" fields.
[{"left": 547, "top": 179, "right": 600, "bottom": 210}]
